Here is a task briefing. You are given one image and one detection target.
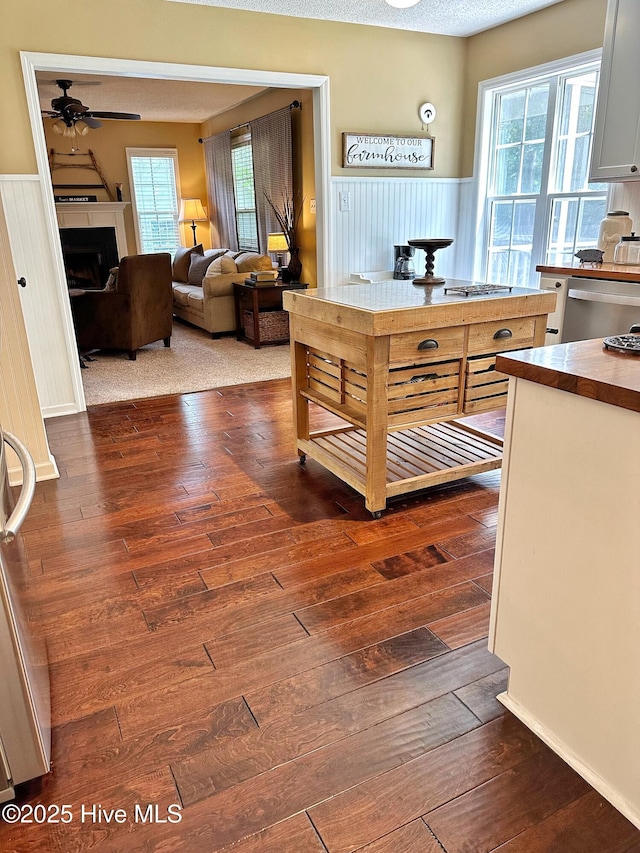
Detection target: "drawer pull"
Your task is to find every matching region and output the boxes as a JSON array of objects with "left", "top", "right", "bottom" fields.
[
  {"left": 493, "top": 328, "right": 513, "bottom": 340},
  {"left": 417, "top": 338, "right": 439, "bottom": 350}
]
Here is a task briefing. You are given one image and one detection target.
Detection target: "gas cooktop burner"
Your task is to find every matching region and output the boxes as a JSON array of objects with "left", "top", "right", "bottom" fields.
[
  {"left": 603, "top": 334, "right": 640, "bottom": 354},
  {"left": 443, "top": 284, "right": 513, "bottom": 297}
]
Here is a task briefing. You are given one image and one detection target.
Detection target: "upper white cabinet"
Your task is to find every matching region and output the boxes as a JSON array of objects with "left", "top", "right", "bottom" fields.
[{"left": 590, "top": 0, "right": 640, "bottom": 182}]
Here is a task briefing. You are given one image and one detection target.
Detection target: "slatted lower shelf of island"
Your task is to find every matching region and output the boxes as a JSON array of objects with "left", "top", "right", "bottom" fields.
[{"left": 283, "top": 281, "right": 555, "bottom": 516}]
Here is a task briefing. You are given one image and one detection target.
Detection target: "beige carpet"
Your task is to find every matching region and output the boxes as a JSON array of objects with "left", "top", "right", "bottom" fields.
[{"left": 81, "top": 320, "right": 292, "bottom": 405}]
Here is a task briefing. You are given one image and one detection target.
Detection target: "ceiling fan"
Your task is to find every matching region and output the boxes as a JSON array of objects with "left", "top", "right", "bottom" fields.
[{"left": 41, "top": 79, "right": 141, "bottom": 132}]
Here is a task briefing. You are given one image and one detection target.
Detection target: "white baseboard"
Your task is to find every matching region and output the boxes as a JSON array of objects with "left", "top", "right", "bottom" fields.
[
  {"left": 8, "top": 456, "right": 59, "bottom": 486},
  {"left": 498, "top": 691, "right": 640, "bottom": 830}
]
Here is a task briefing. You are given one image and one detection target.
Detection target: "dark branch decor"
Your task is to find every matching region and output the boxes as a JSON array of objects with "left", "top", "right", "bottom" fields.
[{"left": 264, "top": 191, "right": 303, "bottom": 282}]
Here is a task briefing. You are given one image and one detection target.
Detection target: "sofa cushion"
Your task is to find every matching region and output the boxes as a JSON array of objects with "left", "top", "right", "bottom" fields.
[
  {"left": 236, "top": 252, "right": 274, "bottom": 273},
  {"left": 172, "top": 244, "right": 204, "bottom": 283},
  {"left": 206, "top": 253, "right": 237, "bottom": 276},
  {"left": 172, "top": 283, "right": 204, "bottom": 312},
  {"left": 188, "top": 251, "right": 227, "bottom": 285}
]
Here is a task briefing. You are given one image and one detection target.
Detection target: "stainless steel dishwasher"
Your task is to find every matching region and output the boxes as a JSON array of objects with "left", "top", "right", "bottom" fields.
[{"left": 561, "top": 276, "right": 640, "bottom": 342}]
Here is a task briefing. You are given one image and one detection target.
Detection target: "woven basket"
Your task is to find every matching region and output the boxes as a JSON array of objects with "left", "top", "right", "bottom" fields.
[{"left": 243, "top": 309, "right": 289, "bottom": 342}]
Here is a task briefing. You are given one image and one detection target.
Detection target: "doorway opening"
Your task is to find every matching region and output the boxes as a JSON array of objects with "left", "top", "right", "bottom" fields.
[{"left": 21, "top": 51, "right": 331, "bottom": 414}]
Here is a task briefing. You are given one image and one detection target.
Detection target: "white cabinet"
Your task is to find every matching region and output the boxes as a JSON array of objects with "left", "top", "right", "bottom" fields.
[
  {"left": 539, "top": 275, "right": 566, "bottom": 344},
  {"left": 590, "top": 0, "right": 640, "bottom": 182}
]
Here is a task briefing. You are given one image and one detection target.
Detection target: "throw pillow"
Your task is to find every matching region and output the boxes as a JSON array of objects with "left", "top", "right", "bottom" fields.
[
  {"left": 205, "top": 253, "right": 238, "bottom": 277},
  {"left": 236, "top": 253, "right": 274, "bottom": 273},
  {"left": 172, "top": 244, "right": 203, "bottom": 282},
  {"left": 187, "top": 251, "right": 226, "bottom": 285}
]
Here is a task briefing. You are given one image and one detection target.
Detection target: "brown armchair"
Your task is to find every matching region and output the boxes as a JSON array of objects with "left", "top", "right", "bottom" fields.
[{"left": 72, "top": 253, "right": 173, "bottom": 361}]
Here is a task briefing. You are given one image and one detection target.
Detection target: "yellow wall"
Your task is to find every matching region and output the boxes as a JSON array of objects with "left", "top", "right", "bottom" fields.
[
  {"left": 462, "top": 0, "right": 607, "bottom": 175},
  {"left": 1, "top": 0, "right": 465, "bottom": 178},
  {"left": 44, "top": 119, "right": 207, "bottom": 253}
]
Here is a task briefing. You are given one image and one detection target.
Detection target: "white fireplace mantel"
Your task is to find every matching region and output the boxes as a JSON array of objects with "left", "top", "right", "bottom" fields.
[{"left": 55, "top": 201, "right": 129, "bottom": 258}]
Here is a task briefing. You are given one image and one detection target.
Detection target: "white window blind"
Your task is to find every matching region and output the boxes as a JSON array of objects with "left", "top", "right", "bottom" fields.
[
  {"left": 126, "top": 149, "right": 181, "bottom": 254},
  {"left": 231, "top": 139, "right": 259, "bottom": 252}
]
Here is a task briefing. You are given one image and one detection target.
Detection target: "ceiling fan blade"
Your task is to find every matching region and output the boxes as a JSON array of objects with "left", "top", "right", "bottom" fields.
[
  {"left": 82, "top": 116, "right": 102, "bottom": 129},
  {"left": 41, "top": 110, "right": 58, "bottom": 117},
  {"left": 87, "top": 111, "right": 141, "bottom": 121}
]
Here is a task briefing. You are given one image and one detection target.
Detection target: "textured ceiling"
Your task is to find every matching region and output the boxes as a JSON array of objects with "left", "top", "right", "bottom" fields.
[
  {"left": 37, "top": 73, "right": 270, "bottom": 124},
  {"left": 166, "top": 0, "right": 565, "bottom": 37}
]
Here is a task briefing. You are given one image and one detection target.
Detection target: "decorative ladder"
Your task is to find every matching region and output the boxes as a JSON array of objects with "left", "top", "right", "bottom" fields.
[{"left": 48, "top": 149, "right": 114, "bottom": 201}]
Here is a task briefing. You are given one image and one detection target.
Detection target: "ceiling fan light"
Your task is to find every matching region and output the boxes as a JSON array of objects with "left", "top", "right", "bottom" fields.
[
  {"left": 75, "top": 121, "right": 89, "bottom": 136},
  {"left": 385, "top": 0, "right": 421, "bottom": 7},
  {"left": 52, "top": 119, "right": 65, "bottom": 135},
  {"left": 62, "top": 125, "right": 76, "bottom": 138}
]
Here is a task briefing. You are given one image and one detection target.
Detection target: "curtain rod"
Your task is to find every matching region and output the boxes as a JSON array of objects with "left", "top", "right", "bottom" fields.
[{"left": 198, "top": 100, "right": 301, "bottom": 143}]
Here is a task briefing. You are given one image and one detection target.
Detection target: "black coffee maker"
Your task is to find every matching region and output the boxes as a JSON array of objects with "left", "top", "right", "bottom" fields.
[{"left": 393, "top": 245, "right": 416, "bottom": 280}]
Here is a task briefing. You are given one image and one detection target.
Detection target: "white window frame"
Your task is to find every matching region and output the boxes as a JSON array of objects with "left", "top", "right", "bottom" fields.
[
  {"left": 471, "top": 49, "right": 607, "bottom": 287},
  {"left": 126, "top": 147, "right": 181, "bottom": 254}
]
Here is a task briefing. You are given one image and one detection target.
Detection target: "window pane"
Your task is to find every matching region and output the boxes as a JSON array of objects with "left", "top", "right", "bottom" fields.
[
  {"left": 524, "top": 85, "right": 549, "bottom": 141},
  {"left": 491, "top": 201, "right": 514, "bottom": 247},
  {"left": 521, "top": 142, "right": 544, "bottom": 194},
  {"left": 546, "top": 194, "right": 607, "bottom": 266},
  {"left": 495, "top": 147, "right": 521, "bottom": 195},
  {"left": 512, "top": 200, "right": 536, "bottom": 245},
  {"left": 497, "top": 91, "right": 525, "bottom": 144}
]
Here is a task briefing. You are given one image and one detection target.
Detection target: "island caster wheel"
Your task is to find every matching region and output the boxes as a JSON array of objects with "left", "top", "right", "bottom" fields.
[
  {"left": 299, "top": 454, "right": 306, "bottom": 464},
  {"left": 370, "top": 510, "right": 383, "bottom": 520}
]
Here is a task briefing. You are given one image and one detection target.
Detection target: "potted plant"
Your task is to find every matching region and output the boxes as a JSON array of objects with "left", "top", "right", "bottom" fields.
[{"left": 265, "top": 192, "right": 303, "bottom": 282}]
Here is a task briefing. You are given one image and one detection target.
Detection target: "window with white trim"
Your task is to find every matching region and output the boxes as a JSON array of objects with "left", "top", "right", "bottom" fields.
[
  {"left": 476, "top": 55, "right": 608, "bottom": 287},
  {"left": 231, "top": 135, "right": 259, "bottom": 252},
  {"left": 126, "top": 148, "right": 181, "bottom": 254}
]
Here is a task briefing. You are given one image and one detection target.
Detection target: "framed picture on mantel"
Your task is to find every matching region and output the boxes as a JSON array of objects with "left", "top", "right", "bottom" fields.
[{"left": 342, "top": 132, "right": 434, "bottom": 170}]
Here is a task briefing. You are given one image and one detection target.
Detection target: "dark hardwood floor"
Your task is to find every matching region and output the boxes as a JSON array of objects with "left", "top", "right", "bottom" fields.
[{"left": 2, "top": 377, "right": 639, "bottom": 852}]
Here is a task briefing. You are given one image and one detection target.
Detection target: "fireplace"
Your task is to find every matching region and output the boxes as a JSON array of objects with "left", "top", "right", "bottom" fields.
[{"left": 59, "top": 227, "right": 119, "bottom": 290}]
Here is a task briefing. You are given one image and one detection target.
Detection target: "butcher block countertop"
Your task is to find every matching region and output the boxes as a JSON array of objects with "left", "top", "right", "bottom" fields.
[
  {"left": 496, "top": 338, "right": 640, "bottom": 414},
  {"left": 537, "top": 262, "right": 640, "bottom": 282}
]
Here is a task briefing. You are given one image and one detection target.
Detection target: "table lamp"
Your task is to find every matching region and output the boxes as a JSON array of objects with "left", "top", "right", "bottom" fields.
[
  {"left": 179, "top": 198, "right": 207, "bottom": 246},
  {"left": 267, "top": 232, "right": 289, "bottom": 270}
]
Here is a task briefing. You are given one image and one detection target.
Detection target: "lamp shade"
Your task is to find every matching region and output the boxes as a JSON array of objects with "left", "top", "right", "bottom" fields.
[
  {"left": 267, "top": 232, "right": 289, "bottom": 253},
  {"left": 179, "top": 198, "right": 207, "bottom": 222}
]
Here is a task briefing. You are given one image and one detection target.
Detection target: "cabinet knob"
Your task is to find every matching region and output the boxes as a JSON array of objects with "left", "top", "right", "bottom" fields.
[
  {"left": 555, "top": 281, "right": 562, "bottom": 288},
  {"left": 632, "top": 165, "right": 639, "bottom": 173},
  {"left": 493, "top": 328, "right": 513, "bottom": 340},
  {"left": 417, "top": 338, "right": 439, "bottom": 350},
  {"left": 17, "top": 277, "right": 27, "bottom": 288}
]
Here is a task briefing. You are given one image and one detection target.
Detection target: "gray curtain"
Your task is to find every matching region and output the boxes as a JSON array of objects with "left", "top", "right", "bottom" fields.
[
  {"left": 203, "top": 131, "right": 238, "bottom": 251},
  {"left": 250, "top": 107, "right": 293, "bottom": 254}
]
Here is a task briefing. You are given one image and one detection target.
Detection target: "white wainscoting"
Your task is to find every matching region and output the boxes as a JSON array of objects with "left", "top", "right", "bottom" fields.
[
  {"left": 0, "top": 175, "right": 84, "bottom": 418},
  {"left": 329, "top": 177, "right": 469, "bottom": 285}
]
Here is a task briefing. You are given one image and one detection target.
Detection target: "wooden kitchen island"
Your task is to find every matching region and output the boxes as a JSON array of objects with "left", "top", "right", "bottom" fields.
[{"left": 283, "top": 280, "right": 555, "bottom": 515}]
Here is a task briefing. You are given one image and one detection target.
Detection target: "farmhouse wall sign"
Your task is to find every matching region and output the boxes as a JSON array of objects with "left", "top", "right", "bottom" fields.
[{"left": 342, "top": 132, "right": 434, "bottom": 170}]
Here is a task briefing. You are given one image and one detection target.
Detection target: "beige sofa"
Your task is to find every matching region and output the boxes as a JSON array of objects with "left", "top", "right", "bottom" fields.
[{"left": 171, "top": 245, "right": 275, "bottom": 337}]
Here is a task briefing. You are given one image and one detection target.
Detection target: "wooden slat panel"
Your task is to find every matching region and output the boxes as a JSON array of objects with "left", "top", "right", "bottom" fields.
[
  {"left": 387, "top": 401, "right": 459, "bottom": 429},
  {"left": 462, "top": 395, "right": 509, "bottom": 415},
  {"left": 464, "top": 379, "right": 510, "bottom": 402}
]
